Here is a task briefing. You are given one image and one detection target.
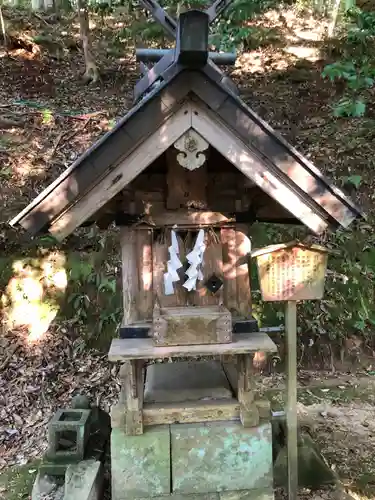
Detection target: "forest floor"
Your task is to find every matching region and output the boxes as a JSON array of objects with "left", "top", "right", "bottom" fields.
[{"left": 0, "top": 4, "right": 375, "bottom": 500}]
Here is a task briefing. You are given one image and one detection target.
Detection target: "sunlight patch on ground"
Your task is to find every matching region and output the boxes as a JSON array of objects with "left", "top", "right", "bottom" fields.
[
  {"left": 295, "top": 29, "right": 325, "bottom": 42},
  {"left": 1, "top": 252, "right": 67, "bottom": 342},
  {"left": 237, "top": 50, "right": 291, "bottom": 74},
  {"left": 284, "top": 45, "right": 322, "bottom": 61},
  {"left": 341, "top": 491, "right": 374, "bottom": 500}
]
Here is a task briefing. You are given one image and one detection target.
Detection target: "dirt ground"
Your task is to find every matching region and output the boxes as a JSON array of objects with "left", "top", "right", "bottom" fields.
[{"left": 1, "top": 4, "right": 375, "bottom": 500}]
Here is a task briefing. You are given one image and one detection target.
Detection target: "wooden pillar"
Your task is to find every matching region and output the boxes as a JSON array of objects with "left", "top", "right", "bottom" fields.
[
  {"left": 136, "top": 229, "right": 153, "bottom": 320},
  {"left": 286, "top": 301, "right": 298, "bottom": 500},
  {"left": 220, "top": 227, "right": 237, "bottom": 313},
  {"left": 120, "top": 226, "right": 138, "bottom": 326},
  {"left": 113, "top": 359, "right": 145, "bottom": 435},
  {"left": 237, "top": 354, "right": 259, "bottom": 427},
  {"left": 235, "top": 224, "right": 252, "bottom": 319}
]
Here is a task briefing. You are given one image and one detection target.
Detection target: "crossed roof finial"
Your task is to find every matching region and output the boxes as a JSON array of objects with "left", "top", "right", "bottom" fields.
[{"left": 134, "top": 0, "right": 237, "bottom": 100}]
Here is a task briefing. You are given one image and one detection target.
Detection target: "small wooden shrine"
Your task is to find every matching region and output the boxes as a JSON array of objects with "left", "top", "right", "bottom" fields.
[{"left": 10, "top": 1, "right": 363, "bottom": 499}]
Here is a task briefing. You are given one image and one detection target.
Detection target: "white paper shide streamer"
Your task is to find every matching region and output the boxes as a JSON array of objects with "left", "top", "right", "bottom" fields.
[
  {"left": 163, "top": 230, "right": 183, "bottom": 295},
  {"left": 183, "top": 229, "right": 206, "bottom": 291}
]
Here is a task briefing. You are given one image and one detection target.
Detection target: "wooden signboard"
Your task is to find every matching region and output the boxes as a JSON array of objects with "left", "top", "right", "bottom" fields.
[
  {"left": 253, "top": 242, "right": 328, "bottom": 302},
  {"left": 252, "top": 241, "right": 330, "bottom": 500}
]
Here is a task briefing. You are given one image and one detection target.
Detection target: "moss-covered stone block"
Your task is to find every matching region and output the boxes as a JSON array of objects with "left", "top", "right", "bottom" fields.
[
  {"left": 47, "top": 409, "right": 91, "bottom": 462},
  {"left": 134, "top": 495, "right": 220, "bottom": 500},
  {"left": 171, "top": 422, "right": 273, "bottom": 494},
  {"left": 273, "top": 432, "right": 338, "bottom": 489},
  {"left": 220, "top": 490, "right": 274, "bottom": 500},
  {"left": 39, "top": 458, "right": 78, "bottom": 477},
  {"left": 111, "top": 426, "right": 171, "bottom": 500}
]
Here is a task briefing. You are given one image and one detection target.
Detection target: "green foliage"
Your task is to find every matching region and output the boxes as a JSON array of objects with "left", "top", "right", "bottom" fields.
[
  {"left": 209, "top": 0, "right": 281, "bottom": 51},
  {"left": 0, "top": 166, "right": 12, "bottom": 179},
  {"left": 345, "top": 6, "right": 375, "bottom": 31},
  {"left": 333, "top": 97, "right": 366, "bottom": 117},
  {"left": 111, "top": 0, "right": 280, "bottom": 50},
  {"left": 323, "top": 8, "right": 375, "bottom": 117},
  {"left": 41, "top": 108, "right": 53, "bottom": 124},
  {"left": 64, "top": 234, "right": 122, "bottom": 347},
  {"left": 250, "top": 222, "right": 375, "bottom": 346}
]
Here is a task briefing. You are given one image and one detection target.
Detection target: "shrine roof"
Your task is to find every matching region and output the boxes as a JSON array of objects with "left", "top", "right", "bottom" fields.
[{"left": 9, "top": 64, "right": 364, "bottom": 239}]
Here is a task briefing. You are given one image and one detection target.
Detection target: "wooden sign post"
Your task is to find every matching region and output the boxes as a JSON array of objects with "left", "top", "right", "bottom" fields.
[{"left": 252, "top": 241, "right": 329, "bottom": 500}]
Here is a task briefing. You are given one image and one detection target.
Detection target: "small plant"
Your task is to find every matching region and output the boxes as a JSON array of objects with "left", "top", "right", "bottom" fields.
[
  {"left": 65, "top": 246, "right": 122, "bottom": 346},
  {"left": 323, "top": 7, "right": 375, "bottom": 117},
  {"left": 343, "top": 174, "right": 362, "bottom": 189},
  {"left": 333, "top": 97, "right": 366, "bottom": 117}
]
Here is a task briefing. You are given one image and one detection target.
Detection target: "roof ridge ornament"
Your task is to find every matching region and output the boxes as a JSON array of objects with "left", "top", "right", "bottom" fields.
[{"left": 134, "top": 0, "right": 237, "bottom": 100}]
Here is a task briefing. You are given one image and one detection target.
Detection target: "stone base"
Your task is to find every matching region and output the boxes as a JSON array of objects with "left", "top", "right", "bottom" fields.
[
  {"left": 65, "top": 460, "right": 103, "bottom": 500},
  {"left": 111, "top": 426, "right": 171, "bottom": 500},
  {"left": 130, "top": 492, "right": 274, "bottom": 500},
  {"left": 272, "top": 418, "right": 337, "bottom": 490},
  {"left": 144, "top": 361, "right": 233, "bottom": 404},
  {"left": 32, "top": 460, "right": 103, "bottom": 500},
  {"left": 111, "top": 422, "right": 274, "bottom": 500}
]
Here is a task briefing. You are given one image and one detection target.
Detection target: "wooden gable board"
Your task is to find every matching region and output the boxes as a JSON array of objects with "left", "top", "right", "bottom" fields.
[
  {"left": 9, "top": 67, "right": 191, "bottom": 234},
  {"left": 190, "top": 101, "right": 328, "bottom": 234},
  {"left": 48, "top": 103, "right": 193, "bottom": 240},
  {"left": 192, "top": 71, "right": 361, "bottom": 229},
  {"left": 48, "top": 101, "right": 329, "bottom": 240},
  {"left": 9, "top": 68, "right": 363, "bottom": 238}
]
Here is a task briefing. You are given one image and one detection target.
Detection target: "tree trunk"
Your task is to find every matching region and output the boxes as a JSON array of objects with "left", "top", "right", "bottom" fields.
[
  {"left": 43, "top": 0, "right": 54, "bottom": 9},
  {"left": 31, "top": 0, "right": 44, "bottom": 10},
  {"left": 0, "top": 6, "right": 7, "bottom": 46},
  {"left": 77, "top": 0, "right": 100, "bottom": 83}
]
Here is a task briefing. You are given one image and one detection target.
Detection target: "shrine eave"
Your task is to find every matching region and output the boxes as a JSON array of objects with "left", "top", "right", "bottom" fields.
[{"left": 9, "top": 66, "right": 364, "bottom": 239}]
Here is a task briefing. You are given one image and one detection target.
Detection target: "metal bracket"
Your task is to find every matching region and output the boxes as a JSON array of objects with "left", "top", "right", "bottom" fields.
[{"left": 136, "top": 48, "right": 236, "bottom": 66}]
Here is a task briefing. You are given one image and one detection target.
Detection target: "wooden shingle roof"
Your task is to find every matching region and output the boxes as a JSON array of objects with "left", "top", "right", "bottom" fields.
[{"left": 10, "top": 64, "right": 363, "bottom": 240}]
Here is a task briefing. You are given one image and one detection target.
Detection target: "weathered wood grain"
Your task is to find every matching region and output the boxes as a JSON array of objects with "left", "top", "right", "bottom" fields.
[
  {"left": 220, "top": 227, "right": 238, "bottom": 313},
  {"left": 108, "top": 332, "right": 277, "bottom": 361},
  {"left": 235, "top": 226, "right": 252, "bottom": 319},
  {"left": 116, "top": 359, "right": 145, "bottom": 435},
  {"left": 191, "top": 101, "right": 328, "bottom": 234},
  {"left": 120, "top": 227, "right": 138, "bottom": 326},
  {"left": 153, "top": 305, "right": 232, "bottom": 346},
  {"left": 166, "top": 147, "right": 208, "bottom": 210},
  {"left": 143, "top": 400, "right": 240, "bottom": 426},
  {"left": 139, "top": 211, "right": 235, "bottom": 228},
  {"left": 136, "top": 229, "right": 154, "bottom": 320},
  {"left": 48, "top": 103, "right": 193, "bottom": 240},
  {"left": 237, "top": 354, "right": 259, "bottom": 428}
]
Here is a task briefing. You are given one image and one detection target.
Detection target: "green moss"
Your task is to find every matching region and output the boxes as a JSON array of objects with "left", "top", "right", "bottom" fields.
[{"left": 0, "top": 461, "right": 40, "bottom": 500}]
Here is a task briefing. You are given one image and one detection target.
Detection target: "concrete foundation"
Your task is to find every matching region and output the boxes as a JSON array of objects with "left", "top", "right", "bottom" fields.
[
  {"left": 111, "top": 421, "right": 274, "bottom": 500},
  {"left": 127, "top": 493, "right": 273, "bottom": 500}
]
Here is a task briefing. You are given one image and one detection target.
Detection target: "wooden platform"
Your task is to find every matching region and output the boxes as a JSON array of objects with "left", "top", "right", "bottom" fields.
[{"left": 108, "top": 332, "right": 277, "bottom": 361}]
